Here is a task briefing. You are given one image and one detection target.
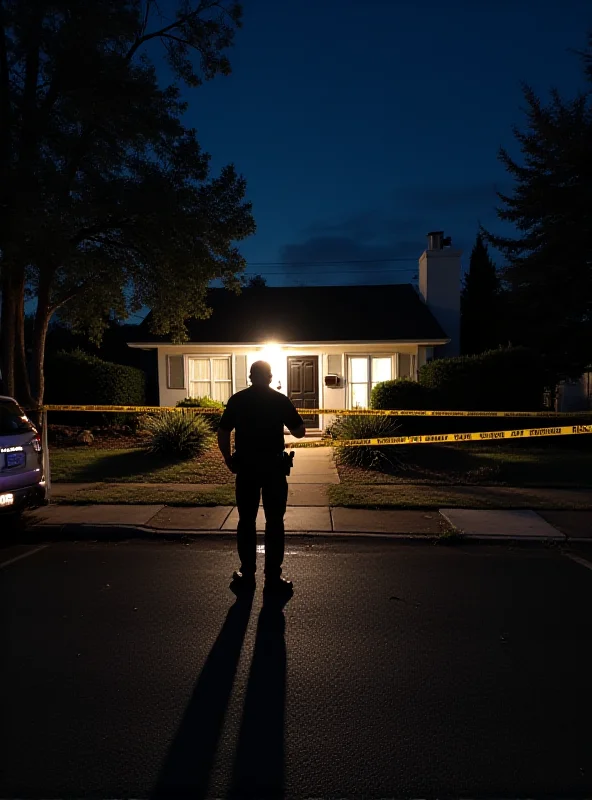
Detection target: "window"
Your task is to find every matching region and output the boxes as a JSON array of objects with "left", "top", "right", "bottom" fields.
[
  {"left": 0, "top": 399, "right": 34, "bottom": 435},
  {"left": 348, "top": 356, "right": 393, "bottom": 408},
  {"left": 188, "top": 357, "right": 232, "bottom": 402}
]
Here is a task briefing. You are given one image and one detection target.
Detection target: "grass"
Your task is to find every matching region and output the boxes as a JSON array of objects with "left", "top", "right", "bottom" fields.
[
  {"left": 52, "top": 484, "right": 235, "bottom": 506},
  {"left": 336, "top": 442, "right": 592, "bottom": 488},
  {"left": 49, "top": 445, "right": 231, "bottom": 484},
  {"left": 328, "top": 483, "right": 592, "bottom": 510}
]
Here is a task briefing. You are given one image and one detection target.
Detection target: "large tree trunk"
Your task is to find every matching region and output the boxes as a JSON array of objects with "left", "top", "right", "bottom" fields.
[
  {"left": 0, "top": 275, "right": 16, "bottom": 396},
  {"left": 30, "top": 275, "right": 52, "bottom": 407},
  {"left": 13, "top": 271, "right": 32, "bottom": 406}
]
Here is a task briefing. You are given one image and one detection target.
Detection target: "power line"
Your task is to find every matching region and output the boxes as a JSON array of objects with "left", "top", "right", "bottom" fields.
[
  {"left": 245, "top": 258, "right": 417, "bottom": 267},
  {"left": 244, "top": 267, "right": 416, "bottom": 275}
]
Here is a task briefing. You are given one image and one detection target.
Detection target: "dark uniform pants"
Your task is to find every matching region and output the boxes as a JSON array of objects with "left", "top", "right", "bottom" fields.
[{"left": 235, "top": 462, "right": 288, "bottom": 579}]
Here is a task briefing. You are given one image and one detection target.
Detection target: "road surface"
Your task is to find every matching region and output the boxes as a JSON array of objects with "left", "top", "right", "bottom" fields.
[{"left": 2, "top": 534, "right": 592, "bottom": 798}]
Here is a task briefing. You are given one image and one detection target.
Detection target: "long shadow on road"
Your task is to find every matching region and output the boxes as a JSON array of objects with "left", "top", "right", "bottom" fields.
[
  {"left": 227, "top": 595, "right": 288, "bottom": 799},
  {"left": 151, "top": 592, "right": 254, "bottom": 799}
]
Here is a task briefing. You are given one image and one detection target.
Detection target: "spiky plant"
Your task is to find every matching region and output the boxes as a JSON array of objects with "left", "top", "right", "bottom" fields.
[{"left": 143, "top": 410, "right": 215, "bottom": 460}]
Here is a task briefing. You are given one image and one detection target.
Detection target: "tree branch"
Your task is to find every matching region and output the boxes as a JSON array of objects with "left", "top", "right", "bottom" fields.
[
  {"left": 125, "top": 0, "right": 211, "bottom": 61},
  {"left": 49, "top": 280, "right": 93, "bottom": 313}
]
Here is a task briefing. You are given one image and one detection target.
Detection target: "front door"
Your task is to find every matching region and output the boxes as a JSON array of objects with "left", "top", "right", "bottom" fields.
[{"left": 287, "top": 356, "right": 319, "bottom": 428}]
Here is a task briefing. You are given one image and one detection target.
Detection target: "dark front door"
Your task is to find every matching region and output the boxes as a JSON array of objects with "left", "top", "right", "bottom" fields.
[{"left": 287, "top": 356, "right": 319, "bottom": 428}]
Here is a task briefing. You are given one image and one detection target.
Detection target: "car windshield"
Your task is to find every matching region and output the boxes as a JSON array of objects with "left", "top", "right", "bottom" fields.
[{"left": 0, "top": 399, "right": 35, "bottom": 435}]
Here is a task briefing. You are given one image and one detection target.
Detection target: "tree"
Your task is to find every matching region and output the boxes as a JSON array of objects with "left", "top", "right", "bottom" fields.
[
  {"left": 245, "top": 274, "right": 267, "bottom": 288},
  {"left": 0, "top": 0, "right": 254, "bottom": 406},
  {"left": 460, "top": 232, "right": 501, "bottom": 355},
  {"left": 485, "top": 39, "right": 592, "bottom": 380}
]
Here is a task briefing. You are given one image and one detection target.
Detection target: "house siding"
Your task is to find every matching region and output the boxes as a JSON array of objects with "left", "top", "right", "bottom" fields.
[{"left": 156, "top": 342, "right": 420, "bottom": 430}]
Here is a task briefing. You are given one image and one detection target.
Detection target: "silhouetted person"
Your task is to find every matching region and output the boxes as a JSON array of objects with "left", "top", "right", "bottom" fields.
[{"left": 218, "top": 360, "right": 306, "bottom": 597}]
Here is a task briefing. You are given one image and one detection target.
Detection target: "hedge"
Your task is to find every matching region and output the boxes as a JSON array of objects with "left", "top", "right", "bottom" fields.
[
  {"left": 45, "top": 349, "right": 146, "bottom": 425},
  {"left": 371, "top": 378, "right": 438, "bottom": 411},
  {"left": 418, "top": 346, "right": 546, "bottom": 412},
  {"left": 367, "top": 348, "right": 581, "bottom": 442}
]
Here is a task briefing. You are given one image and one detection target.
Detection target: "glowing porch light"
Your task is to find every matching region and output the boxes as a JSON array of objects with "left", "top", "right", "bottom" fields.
[{"left": 257, "top": 342, "right": 285, "bottom": 392}]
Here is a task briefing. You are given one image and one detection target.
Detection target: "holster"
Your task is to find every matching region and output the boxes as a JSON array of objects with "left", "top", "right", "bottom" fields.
[
  {"left": 231, "top": 450, "right": 295, "bottom": 476},
  {"left": 283, "top": 450, "right": 295, "bottom": 476}
]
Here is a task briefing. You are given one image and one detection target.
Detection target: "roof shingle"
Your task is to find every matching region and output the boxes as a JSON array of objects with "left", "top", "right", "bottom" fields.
[{"left": 128, "top": 284, "right": 449, "bottom": 344}]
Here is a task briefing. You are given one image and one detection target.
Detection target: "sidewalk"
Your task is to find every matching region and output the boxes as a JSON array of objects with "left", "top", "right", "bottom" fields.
[{"left": 25, "top": 503, "right": 592, "bottom": 542}]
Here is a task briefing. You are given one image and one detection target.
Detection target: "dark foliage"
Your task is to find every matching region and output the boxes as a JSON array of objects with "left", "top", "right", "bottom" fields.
[
  {"left": 460, "top": 233, "right": 503, "bottom": 355},
  {"left": 176, "top": 396, "right": 225, "bottom": 430},
  {"left": 484, "top": 54, "right": 592, "bottom": 380},
  {"left": 371, "top": 378, "right": 438, "bottom": 411},
  {"left": 45, "top": 348, "right": 145, "bottom": 425},
  {"left": 325, "top": 414, "right": 405, "bottom": 471},
  {"left": 418, "top": 347, "right": 546, "bottom": 412}
]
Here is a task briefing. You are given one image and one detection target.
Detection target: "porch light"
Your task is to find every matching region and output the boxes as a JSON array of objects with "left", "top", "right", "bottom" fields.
[{"left": 258, "top": 342, "right": 285, "bottom": 392}]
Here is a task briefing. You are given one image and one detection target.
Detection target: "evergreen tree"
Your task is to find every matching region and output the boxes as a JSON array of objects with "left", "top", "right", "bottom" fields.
[
  {"left": 485, "top": 38, "right": 592, "bottom": 380},
  {"left": 460, "top": 232, "right": 501, "bottom": 355}
]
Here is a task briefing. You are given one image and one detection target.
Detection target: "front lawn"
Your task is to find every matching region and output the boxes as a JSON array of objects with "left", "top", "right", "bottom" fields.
[
  {"left": 335, "top": 442, "right": 592, "bottom": 488},
  {"left": 328, "top": 483, "right": 592, "bottom": 510},
  {"left": 49, "top": 445, "right": 232, "bottom": 484},
  {"left": 52, "top": 484, "right": 235, "bottom": 505}
]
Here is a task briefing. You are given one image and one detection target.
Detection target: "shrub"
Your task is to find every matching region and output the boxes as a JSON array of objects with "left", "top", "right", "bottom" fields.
[
  {"left": 326, "top": 414, "right": 405, "bottom": 471},
  {"left": 176, "top": 396, "right": 225, "bottom": 430},
  {"left": 45, "top": 349, "right": 146, "bottom": 426},
  {"left": 418, "top": 346, "right": 545, "bottom": 411},
  {"left": 371, "top": 379, "right": 438, "bottom": 411},
  {"left": 142, "top": 410, "right": 215, "bottom": 459}
]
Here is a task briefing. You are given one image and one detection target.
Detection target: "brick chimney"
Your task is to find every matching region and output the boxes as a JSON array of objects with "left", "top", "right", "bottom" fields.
[{"left": 418, "top": 231, "right": 461, "bottom": 358}]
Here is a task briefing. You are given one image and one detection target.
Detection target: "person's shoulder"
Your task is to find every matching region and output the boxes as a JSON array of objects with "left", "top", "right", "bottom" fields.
[
  {"left": 228, "top": 388, "right": 251, "bottom": 404},
  {"left": 276, "top": 390, "right": 296, "bottom": 408}
]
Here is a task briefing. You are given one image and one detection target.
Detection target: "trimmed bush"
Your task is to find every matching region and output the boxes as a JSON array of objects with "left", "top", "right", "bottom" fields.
[
  {"left": 142, "top": 410, "right": 215, "bottom": 459},
  {"left": 326, "top": 414, "right": 405, "bottom": 471},
  {"left": 45, "top": 349, "right": 146, "bottom": 426},
  {"left": 418, "top": 346, "right": 545, "bottom": 411},
  {"left": 371, "top": 379, "right": 438, "bottom": 411},
  {"left": 176, "top": 396, "right": 225, "bottom": 431}
]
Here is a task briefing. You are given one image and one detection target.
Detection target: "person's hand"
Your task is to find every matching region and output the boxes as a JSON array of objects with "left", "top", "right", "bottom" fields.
[{"left": 225, "top": 456, "right": 236, "bottom": 474}]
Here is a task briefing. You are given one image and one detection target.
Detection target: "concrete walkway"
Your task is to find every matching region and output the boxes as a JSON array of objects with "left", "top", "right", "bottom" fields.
[{"left": 25, "top": 505, "right": 592, "bottom": 542}]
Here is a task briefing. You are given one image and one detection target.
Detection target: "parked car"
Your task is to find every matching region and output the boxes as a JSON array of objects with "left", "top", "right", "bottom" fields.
[{"left": 0, "top": 396, "right": 46, "bottom": 521}]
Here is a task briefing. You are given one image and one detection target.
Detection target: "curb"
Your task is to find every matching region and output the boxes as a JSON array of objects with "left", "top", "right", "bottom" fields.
[{"left": 20, "top": 521, "right": 571, "bottom": 544}]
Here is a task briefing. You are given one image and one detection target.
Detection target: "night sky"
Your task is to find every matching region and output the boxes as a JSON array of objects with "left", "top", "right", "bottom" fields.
[{"left": 173, "top": 0, "right": 590, "bottom": 287}]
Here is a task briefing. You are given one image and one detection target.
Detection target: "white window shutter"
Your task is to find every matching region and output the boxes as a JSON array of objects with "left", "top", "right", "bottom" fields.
[
  {"left": 398, "top": 353, "right": 412, "bottom": 379},
  {"left": 327, "top": 354, "right": 341, "bottom": 375},
  {"left": 234, "top": 354, "right": 248, "bottom": 392}
]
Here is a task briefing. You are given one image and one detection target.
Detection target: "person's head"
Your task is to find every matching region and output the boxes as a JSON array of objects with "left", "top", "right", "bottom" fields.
[{"left": 250, "top": 360, "right": 272, "bottom": 387}]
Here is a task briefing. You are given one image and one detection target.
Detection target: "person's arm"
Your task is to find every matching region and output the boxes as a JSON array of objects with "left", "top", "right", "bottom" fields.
[
  {"left": 284, "top": 398, "right": 306, "bottom": 438},
  {"left": 217, "top": 400, "right": 236, "bottom": 472},
  {"left": 217, "top": 428, "right": 234, "bottom": 471},
  {"left": 290, "top": 421, "right": 306, "bottom": 438}
]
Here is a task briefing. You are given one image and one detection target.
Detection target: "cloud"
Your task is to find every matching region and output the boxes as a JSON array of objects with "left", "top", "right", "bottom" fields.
[{"left": 277, "top": 180, "right": 510, "bottom": 283}]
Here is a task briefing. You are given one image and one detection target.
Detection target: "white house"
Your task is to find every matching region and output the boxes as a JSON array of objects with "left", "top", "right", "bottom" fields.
[{"left": 127, "top": 231, "right": 461, "bottom": 430}]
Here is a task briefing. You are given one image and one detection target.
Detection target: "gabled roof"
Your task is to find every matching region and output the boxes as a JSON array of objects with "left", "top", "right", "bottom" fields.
[{"left": 127, "top": 284, "right": 449, "bottom": 344}]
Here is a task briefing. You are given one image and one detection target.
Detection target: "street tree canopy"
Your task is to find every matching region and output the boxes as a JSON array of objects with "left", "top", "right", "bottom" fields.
[{"left": 0, "top": 0, "right": 254, "bottom": 405}]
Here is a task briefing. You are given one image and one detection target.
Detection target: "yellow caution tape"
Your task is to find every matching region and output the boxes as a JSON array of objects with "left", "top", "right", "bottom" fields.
[
  {"left": 288, "top": 424, "right": 592, "bottom": 448},
  {"left": 294, "top": 408, "right": 592, "bottom": 417},
  {"left": 38, "top": 404, "right": 592, "bottom": 418},
  {"left": 39, "top": 404, "right": 220, "bottom": 413}
]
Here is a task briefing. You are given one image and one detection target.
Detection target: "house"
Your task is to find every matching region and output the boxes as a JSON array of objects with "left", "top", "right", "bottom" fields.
[{"left": 127, "top": 231, "right": 461, "bottom": 430}]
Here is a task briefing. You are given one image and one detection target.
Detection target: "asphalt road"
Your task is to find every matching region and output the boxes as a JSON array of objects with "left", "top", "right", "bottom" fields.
[{"left": 2, "top": 534, "right": 592, "bottom": 799}]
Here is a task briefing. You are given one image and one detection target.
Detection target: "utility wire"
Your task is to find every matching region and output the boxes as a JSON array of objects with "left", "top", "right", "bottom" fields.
[{"left": 245, "top": 257, "right": 417, "bottom": 266}]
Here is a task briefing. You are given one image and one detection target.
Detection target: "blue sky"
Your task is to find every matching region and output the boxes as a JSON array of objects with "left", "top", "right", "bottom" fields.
[{"left": 170, "top": 0, "right": 591, "bottom": 286}]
